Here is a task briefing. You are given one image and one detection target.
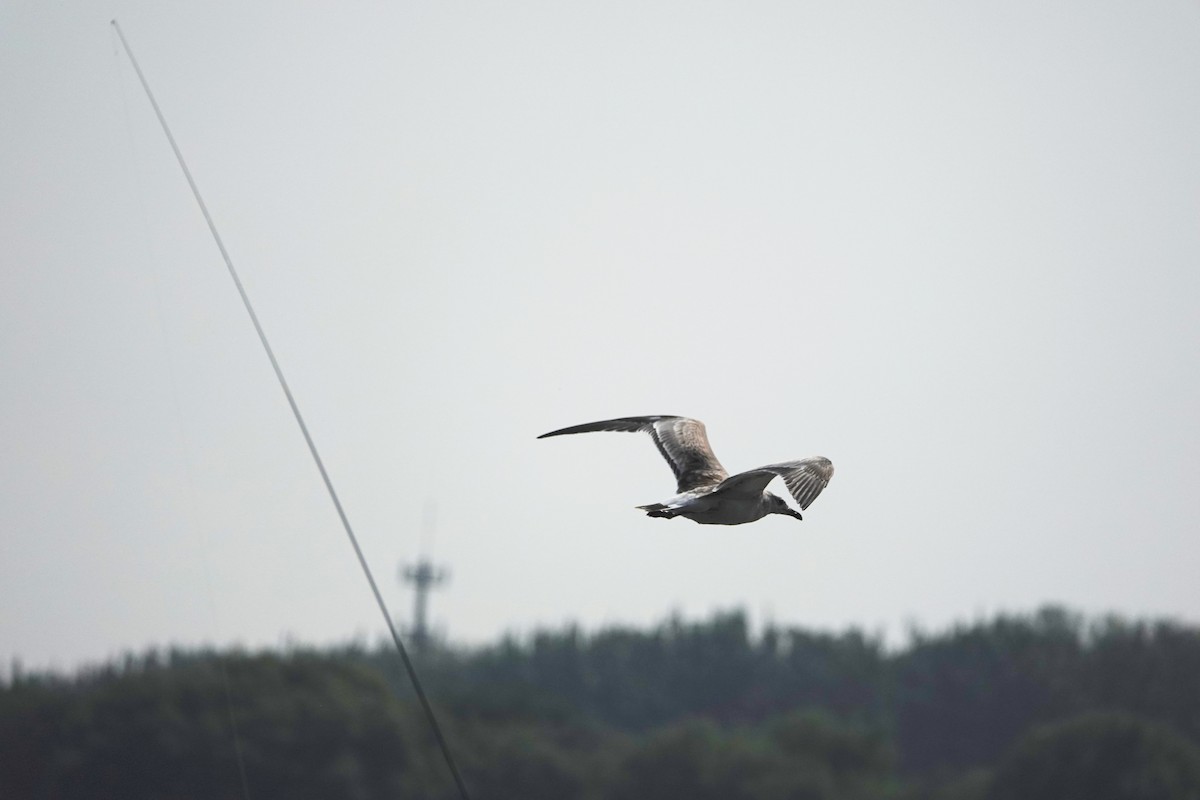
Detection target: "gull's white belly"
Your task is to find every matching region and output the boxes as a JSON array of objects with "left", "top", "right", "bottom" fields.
[{"left": 666, "top": 491, "right": 768, "bottom": 526}]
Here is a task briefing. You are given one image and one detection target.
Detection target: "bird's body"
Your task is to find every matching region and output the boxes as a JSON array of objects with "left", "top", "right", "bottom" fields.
[{"left": 537, "top": 415, "right": 833, "bottom": 526}]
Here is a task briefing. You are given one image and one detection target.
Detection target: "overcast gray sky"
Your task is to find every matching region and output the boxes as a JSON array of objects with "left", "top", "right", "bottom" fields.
[{"left": 3, "top": 1, "right": 1200, "bottom": 672}]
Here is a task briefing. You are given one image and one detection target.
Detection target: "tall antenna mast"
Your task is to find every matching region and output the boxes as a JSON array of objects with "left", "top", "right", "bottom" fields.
[
  {"left": 401, "top": 560, "right": 448, "bottom": 650},
  {"left": 401, "top": 501, "right": 449, "bottom": 650}
]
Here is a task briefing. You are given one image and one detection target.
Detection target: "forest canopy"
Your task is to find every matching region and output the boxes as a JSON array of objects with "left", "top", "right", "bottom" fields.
[{"left": 4, "top": 606, "right": 1200, "bottom": 800}]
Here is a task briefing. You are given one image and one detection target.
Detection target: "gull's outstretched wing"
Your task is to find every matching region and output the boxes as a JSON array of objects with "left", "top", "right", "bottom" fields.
[
  {"left": 538, "top": 415, "right": 729, "bottom": 492},
  {"left": 714, "top": 457, "right": 834, "bottom": 510}
]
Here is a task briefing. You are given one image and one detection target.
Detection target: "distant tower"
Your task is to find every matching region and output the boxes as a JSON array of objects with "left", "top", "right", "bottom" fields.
[
  {"left": 401, "top": 558, "right": 448, "bottom": 650},
  {"left": 400, "top": 501, "right": 449, "bottom": 650}
]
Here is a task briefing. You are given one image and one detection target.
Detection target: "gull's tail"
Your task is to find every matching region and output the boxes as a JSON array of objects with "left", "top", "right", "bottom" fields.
[{"left": 636, "top": 503, "right": 677, "bottom": 519}]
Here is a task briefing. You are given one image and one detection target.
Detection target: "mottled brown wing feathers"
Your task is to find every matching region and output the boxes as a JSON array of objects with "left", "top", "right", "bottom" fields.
[
  {"left": 648, "top": 417, "right": 729, "bottom": 492},
  {"left": 538, "top": 415, "right": 729, "bottom": 493}
]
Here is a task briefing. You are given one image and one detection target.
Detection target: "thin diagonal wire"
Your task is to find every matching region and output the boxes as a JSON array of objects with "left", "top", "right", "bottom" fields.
[{"left": 110, "top": 20, "right": 472, "bottom": 800}]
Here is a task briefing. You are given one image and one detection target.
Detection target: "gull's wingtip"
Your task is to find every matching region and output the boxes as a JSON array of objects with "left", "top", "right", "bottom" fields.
[{"left": 537, "top": 415, "right": 691, "bottom": 441}]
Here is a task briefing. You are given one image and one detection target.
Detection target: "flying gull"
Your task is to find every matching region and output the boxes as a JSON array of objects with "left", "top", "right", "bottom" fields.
[{"left": 538, "top": 415, "right": 833, "bottom": 525}]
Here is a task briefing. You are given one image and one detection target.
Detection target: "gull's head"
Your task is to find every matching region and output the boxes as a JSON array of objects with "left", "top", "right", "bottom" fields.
[{"left": 766, "top": 492, "right": 804, "bottom": 521}]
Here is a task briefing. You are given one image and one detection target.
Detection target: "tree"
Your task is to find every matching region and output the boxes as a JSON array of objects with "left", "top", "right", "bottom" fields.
[
  {"left": 987, "top": 712, "right": 1200, "bottom": 800},
  {"left": 894, "top": 607, "right": 1086, "bottom": 772}
]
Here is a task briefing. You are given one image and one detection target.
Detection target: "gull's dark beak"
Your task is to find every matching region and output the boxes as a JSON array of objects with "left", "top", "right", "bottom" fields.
[{"left": 787, "top": 509, "right": 804, "bottom": 521}]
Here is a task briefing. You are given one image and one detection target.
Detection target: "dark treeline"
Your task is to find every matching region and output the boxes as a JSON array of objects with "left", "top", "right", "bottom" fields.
[{"left": 4, "top": 606, "right": 1200, "bottom": 799}]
